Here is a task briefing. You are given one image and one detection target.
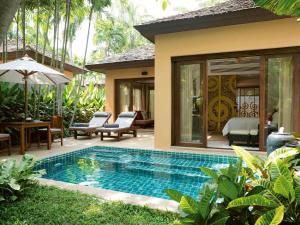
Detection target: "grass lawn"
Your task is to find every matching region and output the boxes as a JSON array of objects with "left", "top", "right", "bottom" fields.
[{"left": 0, "top": 186, "right": 178, "bottom": 225}]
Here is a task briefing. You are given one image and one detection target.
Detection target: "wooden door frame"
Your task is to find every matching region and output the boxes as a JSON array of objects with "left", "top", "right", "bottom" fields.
[
  {"left": 172, "top": 60, "right": 207, "bottom": 148},
  {"left": 172, "top": 47, "right": 300, "bottom": 151}
]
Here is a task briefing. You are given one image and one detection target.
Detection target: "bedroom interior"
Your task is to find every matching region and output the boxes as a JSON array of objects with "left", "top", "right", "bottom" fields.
[{"left": 207, "top": 56, "right": 261, "bottom": 150}]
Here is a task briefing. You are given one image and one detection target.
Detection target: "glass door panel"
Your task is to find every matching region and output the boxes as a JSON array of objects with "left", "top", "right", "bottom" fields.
[
  {"left": 264, "top": 56, "right": 294, "bottom": 145},
  {"left": 266, "top": 57, "right": 294, "bottom": 131},
  {"left": 176, "top": 62, "right": 206, "bottom": 146}
]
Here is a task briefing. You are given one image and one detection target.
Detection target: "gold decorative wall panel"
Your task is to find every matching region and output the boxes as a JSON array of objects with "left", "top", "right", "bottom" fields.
[{"left": 208, "top": 75, "right": 237, "bottom": 133}]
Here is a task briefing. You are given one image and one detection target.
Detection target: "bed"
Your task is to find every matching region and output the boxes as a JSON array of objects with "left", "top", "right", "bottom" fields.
[{"left": 222, "top": 117, "right": 259, "bottom": 146}]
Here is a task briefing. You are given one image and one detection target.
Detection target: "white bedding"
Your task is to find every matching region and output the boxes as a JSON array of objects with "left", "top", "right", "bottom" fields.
[{"left": 222, "top": 117, "right": 259, "bottom": 136}]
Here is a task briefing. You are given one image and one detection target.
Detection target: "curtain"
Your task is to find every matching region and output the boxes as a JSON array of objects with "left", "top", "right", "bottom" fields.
[
  {"left": 180, "top": 64, "right": 201, "bottom": 142},
  {"left": 267, "top": 57, "right": 293, "bottom": 132},
  {"left": 132, "top": 88, "right": 142, "bottom": 111},
  {"left": 278, "top": 57, "right": 293, "bottom": 131},
  {"left": 149, "top": 89, "right": 154, "bottom": 119},
  {"left": 119, "top": 82, "right": 130, "bottom": 112}
]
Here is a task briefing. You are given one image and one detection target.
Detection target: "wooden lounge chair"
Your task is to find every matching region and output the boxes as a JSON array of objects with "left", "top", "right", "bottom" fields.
[
  {"left": 0, "top": 133, "right": 11, "bottom": 155},
  {"left": 98, "top": 112, "right": 137, "bottom": 141},
  {"left": 69, "top": 112, "right": 111, "bottom": 139}
]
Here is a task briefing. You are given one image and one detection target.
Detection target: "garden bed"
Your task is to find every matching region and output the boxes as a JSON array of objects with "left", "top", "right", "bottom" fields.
[{"left": 0, "top": 186, "right": 177, "bottom": 225}]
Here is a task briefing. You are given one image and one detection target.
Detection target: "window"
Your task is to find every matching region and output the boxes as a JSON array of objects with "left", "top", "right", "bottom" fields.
[{"left": 236, "top": 87, "right": 259, "bottom": 117}]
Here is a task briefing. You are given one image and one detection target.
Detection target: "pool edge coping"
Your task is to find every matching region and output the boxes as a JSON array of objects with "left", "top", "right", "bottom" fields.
[{"left": 38, "top": 177, "right": 179, "bottom": 212}]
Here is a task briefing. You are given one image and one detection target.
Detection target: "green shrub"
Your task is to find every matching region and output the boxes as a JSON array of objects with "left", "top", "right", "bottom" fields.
[
  {"left": 0, "top": 154, "right": 45, "bottom": 202},
  {"left": 166, "top": 146, "right": 300, "bottom": 225}
]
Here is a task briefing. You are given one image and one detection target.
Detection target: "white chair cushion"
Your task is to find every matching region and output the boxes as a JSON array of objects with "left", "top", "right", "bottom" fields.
[
  {"left": 229, "top": 129, "right": 249, "bottom": 135},
  {"left": 0, "top": 133, "right": 10, "bottom": 138},
  {"left": 250, "top": 129, "right": 258, "bottom": 136},
  {"left": 39, "top": 128, "right": 62, "bottom": 132}
]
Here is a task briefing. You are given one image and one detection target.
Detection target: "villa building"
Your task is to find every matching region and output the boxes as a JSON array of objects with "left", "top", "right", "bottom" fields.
[{"left": 86, "top": 0, "right": 300, "bottom": 151}]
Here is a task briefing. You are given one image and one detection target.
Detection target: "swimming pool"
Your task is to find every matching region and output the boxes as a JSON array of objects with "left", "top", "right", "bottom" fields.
[{"left": 35, "top": 146, "right": 237, "bottom": 199}]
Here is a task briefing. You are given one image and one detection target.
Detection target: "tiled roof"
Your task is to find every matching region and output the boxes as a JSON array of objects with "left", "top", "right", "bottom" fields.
[
  {"left": 90, "top": 45, "right": 154, "bottom": 65},
  {"left": 135, "top": 0, "right": 281, "bottom": 42},
  {"left": 139, "top": 0, "right": 257, "bottom": 25}
]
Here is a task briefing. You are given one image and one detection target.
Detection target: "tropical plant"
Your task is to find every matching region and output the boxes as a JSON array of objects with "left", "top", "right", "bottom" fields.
[
  {"left": 166, "top": 184, "right": 229, "bottom": 225},
  {"left": 165, "top": 146, "right": 300, "bottom": 225},
  {"left": 227, "top": 146, "right": 300, "bottom": 225},
  {"left": 0, "top": 77, "right": 105, "bottom": 142},
  {"left": 0, "top": 154, "right": 45, "bottom": 202}
]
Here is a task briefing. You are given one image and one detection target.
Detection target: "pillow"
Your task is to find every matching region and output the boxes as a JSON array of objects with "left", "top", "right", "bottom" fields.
[
  {"left": 119, "top": 112, "right": 136, "bottom": 118},
  {"left": 104, "top": 124, "right": 119, "bottom": 128},
  {"left": 94, "top": 112, "right": 110, "bottom": 118}
]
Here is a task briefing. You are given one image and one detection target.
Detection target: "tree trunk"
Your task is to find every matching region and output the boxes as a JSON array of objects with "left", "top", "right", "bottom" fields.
[
  {"left": 22, "top": 0, "right": 25, "bottom": 55},
  {"left": 60, "top": 0, "right": 71, "bottom": 73},
  {"left": 35, "top": 0, "right": 40, "bottom": 61},
  {"left": 16, "top": 9, "right": 19, "bottom": 58},
  {"left": 42, "top": 15, "right": 50, "bottom": 64},
  {"left": 5, "top": 33, "right": 8, "bottom": 62},
  {"left": 69, "top": 5, "right": 94, "bottom": 127},
  {"left": 55, "top": 16, "right": 60, "bottom": 68},
  {"left": 0, "top": 0, "right": 22, "bottom": 43},
  {"left": 51, "top": 0, "right": 57, "bottom": 67}
]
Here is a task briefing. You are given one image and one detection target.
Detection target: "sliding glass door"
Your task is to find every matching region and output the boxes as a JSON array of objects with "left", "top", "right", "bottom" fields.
[
  {"left": 260, "top": 56, "right": 295, "bottom": 148},
  {"left": 173, "top": 61, "right": 207, "bottom": 147}
]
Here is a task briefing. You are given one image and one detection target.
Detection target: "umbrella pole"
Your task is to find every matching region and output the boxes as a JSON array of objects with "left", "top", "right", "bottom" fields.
[{"left": 24, "top": 76, "right": 28, "bottom": 119}]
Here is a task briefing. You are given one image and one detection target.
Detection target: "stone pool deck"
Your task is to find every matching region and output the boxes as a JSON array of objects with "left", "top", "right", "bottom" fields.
[{"left": 0, "top": 130, "right": 266, "bottom": 212}]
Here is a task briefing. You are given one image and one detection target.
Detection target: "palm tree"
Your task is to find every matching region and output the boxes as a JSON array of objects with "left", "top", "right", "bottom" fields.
[
  {"left": 0, "top": 0, "right": 22, "bottom": 43},
  {"left": 42, "top": 14, "right": 50, "bottom": 64},
  {"left": 35, "top": 0, "right": 40, "bottom": 60},
  {"left": 16, "top": 9, "right": 20, "bottom": 58},
  {"left": 51, "top": 0, "right": 58, "bottom": 67},
  {"left": 60, "top": 0, "right": 72, "bottom": 73},
  {"left": 69, "top": 0, "right": 111, "bottom": 126},
  {"left": 22, "top": 0, "right": 26, "bottom": 55}
]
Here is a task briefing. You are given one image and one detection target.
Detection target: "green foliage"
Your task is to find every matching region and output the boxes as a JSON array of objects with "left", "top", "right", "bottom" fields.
[
  {"left": 253, "top": 0, "right": 300, "bottom": 17},
  {"left": 0, "top": 154, "right": 45, "bottom": 202},
  {"left": 165, "top": 185, "right": 229, "bottom": 225},
  {"left": 91, "top": 0, "right": 150, "bottom": 60},
  {"left": 166, "top": 146, "right": 300, "bottom": 225},
  {"left": 0, "top": 77, "right": 105, "bottom": 140},
  {"left": 0, "top": 185, "right": 177, "bottom": 225}
]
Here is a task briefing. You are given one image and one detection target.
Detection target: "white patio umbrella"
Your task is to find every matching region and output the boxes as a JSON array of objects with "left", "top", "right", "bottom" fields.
[{"left": 0, "top": 55, "right": 70, "bottom": 118}]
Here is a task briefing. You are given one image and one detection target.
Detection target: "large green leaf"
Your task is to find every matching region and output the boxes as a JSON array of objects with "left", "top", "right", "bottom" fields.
[
  {"left": 210, "top": 216, "right": 229, "bottom": 225},
  {"left": 266, "top": 147, "right": 300, "bottom": 166},
  {"left": 273, "top": 175, "right": 295, "bottom": 201},
  {"left": 295, "top": 186, "right": 300, "bottom": 204},
  {"left": 200, "top": 167, "right": 218, "bottom": 181},
  {"left": 232, "top": 146, "right": 264, "bottom": 173},
  {"left": 165, "top": 189, "right": 183, "bottom": 203},
  {"left": 268, "top": 160, "right": 293, "bottom": 183},
  {"left": 227, "top": 195, "right": 279, "bottom": 209},
  {"left": 180, "top": 196, "right": 199, "bottom": 215},
  {"left": 8, "top": 178, "right": 21, "bottom": 191},
  {"left": 199, "top": 185, "right": 215, "bottom": 219},
  {"left": 218, "top": 175, "right": 238, "bottom": 200},
  {"left": 254, "top": 206, "right": 284, "bottom": 225}
]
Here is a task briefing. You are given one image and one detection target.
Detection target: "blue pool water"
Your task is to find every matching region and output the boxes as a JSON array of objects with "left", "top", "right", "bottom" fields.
[{"left": 35, "top": 146, "right": 237, "bottom": 199}]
